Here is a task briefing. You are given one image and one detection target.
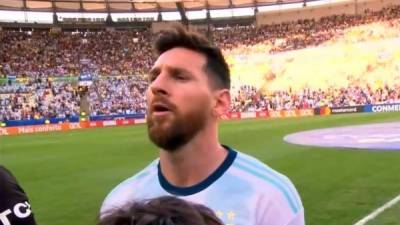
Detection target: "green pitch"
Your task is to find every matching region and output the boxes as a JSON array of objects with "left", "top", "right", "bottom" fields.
[{"left": 1, "top": 112, "right": 400, "bottom": 225}]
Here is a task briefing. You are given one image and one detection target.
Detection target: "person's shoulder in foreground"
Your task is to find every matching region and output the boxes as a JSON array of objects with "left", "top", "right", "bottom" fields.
[
  {"left": 0, "top": 165, "right": 37, "bottom": 225},
  {"left": 99, "top": 196, "right": 224, "bottom": 225}
]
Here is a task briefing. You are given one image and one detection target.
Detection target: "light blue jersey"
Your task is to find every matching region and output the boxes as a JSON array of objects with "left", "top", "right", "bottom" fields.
[{"left": 101, "top": 146, "right": 304, "bottom": 225}]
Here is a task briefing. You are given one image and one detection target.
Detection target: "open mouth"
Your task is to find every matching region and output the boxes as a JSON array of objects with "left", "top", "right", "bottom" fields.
[{"left": 151, "top": 103, "right": 172, "bottom": 115}]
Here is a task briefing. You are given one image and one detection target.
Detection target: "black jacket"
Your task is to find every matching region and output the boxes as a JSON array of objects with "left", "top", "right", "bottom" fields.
[{"left": 0, "top": 166, "right": 36, "bottom": 225}]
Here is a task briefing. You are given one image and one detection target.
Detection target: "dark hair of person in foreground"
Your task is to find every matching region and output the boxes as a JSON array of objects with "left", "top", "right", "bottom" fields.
[{"left": 98, "top": 196, "right": 224, "bottom": 225}]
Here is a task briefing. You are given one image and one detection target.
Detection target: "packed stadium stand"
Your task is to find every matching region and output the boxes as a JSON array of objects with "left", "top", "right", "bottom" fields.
[{"left": 1, "top": 0, "right": 400, "bottom": 125}]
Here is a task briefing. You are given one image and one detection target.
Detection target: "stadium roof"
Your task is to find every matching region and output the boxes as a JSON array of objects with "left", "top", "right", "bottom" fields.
[{"left": 0, "top": 0, "right": 306, "bottom": 13}]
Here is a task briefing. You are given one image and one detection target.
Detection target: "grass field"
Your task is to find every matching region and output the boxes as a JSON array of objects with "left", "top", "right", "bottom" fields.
[{"left": 1, "top": 112, "right": 400, "bottom": 225}]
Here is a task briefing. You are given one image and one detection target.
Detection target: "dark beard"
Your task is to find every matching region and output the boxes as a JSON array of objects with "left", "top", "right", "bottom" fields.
[{"left": 147, "top": 108, "right": 207, "bottom": 152}]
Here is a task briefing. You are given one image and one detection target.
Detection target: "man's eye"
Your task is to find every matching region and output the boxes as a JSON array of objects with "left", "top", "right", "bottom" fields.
[{"left": 174, "top": 73, "right": 187, "bottom": 80}]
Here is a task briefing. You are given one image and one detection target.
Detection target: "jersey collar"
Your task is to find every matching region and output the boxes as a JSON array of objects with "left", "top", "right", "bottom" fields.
[{"left": 158, "top": 145, "right": 237, "bottom": 196}]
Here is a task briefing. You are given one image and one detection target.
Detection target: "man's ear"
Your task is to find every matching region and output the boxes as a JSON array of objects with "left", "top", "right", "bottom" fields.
[{"left": 212, "top": 89, "right": 231, "bottom": 119}]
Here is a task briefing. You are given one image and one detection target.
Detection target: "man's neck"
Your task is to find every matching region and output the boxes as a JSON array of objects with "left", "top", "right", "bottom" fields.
[{"left": 159, "top": 129, "right": 228, "bottom": 187}]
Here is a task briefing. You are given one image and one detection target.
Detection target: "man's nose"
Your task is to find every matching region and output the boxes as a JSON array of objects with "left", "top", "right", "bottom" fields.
[{"left": 150, "top": 73, "right": 169, "bottom": 96}]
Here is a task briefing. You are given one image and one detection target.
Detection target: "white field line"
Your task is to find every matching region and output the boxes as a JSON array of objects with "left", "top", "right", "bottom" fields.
[{"left": 353, "top": 193, "right": 400, "bottom": 225}]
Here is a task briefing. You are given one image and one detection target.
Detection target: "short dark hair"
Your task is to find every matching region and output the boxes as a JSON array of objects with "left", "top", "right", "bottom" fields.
[
  {"left": 153, "top": 25, "right": 230, "bottom": 90},
  {"left": 98, "top": 196, "right": 224, "bottom": 225}
]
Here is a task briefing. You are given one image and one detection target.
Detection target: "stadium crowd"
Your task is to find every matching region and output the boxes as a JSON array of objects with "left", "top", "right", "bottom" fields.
[
  {"left": 1, "top": 5, "right": 400, "bottom": 122},
  {"left": 214, "top": 4, "right": 400, "bottom": 54},
  {"left": 1, "top": 78, "right": 399, "bottom": 122},
  {"left": 2, "top": 5, "right": 400, "bottom": 78},
  {"left": 230, "top": 84, "right": 400, "bottom": 112},
  {"left": 0, "top": 29, "right": 153, "bottom": 78},
  {"left": 0, "top": 78, "right": 80, "bottom": 122},
  {"left": 89, "top": 76, "right": 147, "bottom": 116}
]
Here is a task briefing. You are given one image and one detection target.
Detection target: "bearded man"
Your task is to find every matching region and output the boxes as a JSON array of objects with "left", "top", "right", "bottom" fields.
[{"left": 100, "top": 25, "right": 304, "bottom": 225}]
